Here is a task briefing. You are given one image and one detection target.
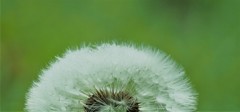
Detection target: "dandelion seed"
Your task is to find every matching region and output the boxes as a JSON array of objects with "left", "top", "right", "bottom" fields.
[{"left": 26, "top": 43, "right": 197, "bottom": 112}]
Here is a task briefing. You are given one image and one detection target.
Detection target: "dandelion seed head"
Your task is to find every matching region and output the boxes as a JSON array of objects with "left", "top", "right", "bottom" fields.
[{"left": 26, "top": 43, "right": 197, "bottom": 112}]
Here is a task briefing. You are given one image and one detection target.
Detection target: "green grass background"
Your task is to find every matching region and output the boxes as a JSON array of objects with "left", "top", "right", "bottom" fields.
[{"left": 1, "top": 0, "right": 240, "bottom": 111}]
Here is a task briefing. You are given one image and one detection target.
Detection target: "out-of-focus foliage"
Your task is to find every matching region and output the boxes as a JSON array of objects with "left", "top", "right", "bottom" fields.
[{"left": 1, "top": 0, "right": 240, "bottom": 111}]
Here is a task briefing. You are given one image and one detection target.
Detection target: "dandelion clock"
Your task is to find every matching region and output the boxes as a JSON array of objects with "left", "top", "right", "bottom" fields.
[{"left": 26, "top": 43, "right": 197, "bottom": 112}]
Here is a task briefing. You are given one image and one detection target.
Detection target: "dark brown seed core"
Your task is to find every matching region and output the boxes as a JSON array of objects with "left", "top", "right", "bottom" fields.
[{"left": 84, "top": 89, "right": 139, "bottom": 112}]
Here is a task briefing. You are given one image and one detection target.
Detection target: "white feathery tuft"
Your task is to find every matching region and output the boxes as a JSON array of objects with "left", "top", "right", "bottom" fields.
[{"left": 26, "top": 43, "right": 197, "bottom": 112}]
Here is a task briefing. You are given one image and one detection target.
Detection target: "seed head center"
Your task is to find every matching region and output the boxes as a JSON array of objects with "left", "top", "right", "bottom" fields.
[{"left": 84, "top": 90, "right": 139, "bottom": 112}]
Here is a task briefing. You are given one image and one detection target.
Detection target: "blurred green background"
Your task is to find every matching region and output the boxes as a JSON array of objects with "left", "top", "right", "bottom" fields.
[{"left": 1, "top": 0, "right": 240, "bottom": 111}]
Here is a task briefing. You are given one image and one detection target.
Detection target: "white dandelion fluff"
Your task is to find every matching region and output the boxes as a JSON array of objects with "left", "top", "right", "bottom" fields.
[{"left": 26, "top": 43, "right": 197, "bottom": 112}]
